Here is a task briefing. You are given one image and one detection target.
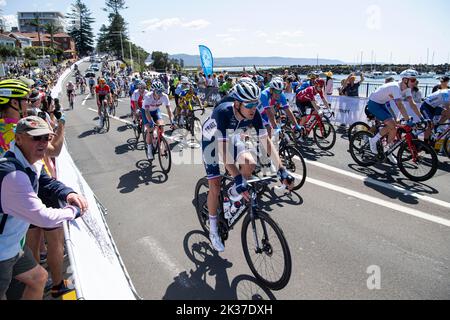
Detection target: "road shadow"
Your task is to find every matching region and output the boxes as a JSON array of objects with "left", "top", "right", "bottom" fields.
[
  {"left": 298, "top": 144, "right": 335, "bottom": 161},
  {"left": 78, "top": 129, "right": 97, "bottom": 139},
  {"left": 114, "top": 140, "right": 136, "bottom": 155},
  {"left": 257, "top": 184, "right": 304, "bottom": 213},
  {"left": 117, "top": 124, "right": 130, "bottom": 133},
  {"left": 117, "top": 160, "right": 168, "bottom": 193},
  {"left": 162, "top": 231, "right": 276, "bottom": 300}
]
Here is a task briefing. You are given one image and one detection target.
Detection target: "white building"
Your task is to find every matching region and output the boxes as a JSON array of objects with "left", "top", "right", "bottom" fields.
[
  {"left": 17, "top": 12, "right": 65, "bottom": 33},
  {"left": 0, "top": 34, "right": 16, "bottom": 48}
]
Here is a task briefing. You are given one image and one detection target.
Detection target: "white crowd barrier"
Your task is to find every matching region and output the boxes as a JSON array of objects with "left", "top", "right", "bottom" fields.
[{"left": 51, "top": 58, "right": 139, "bottom": 300}]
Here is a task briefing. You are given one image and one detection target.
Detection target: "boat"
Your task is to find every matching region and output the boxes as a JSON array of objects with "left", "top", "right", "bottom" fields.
[
  {"left": 366, "top": 71, "right": 384, "bottom": 79},
  {"left": 417, "top": 71, "right": 437, "bottom": 79},
  {"left": 383, "top": 71, "right": 397, "bottom": 76}
]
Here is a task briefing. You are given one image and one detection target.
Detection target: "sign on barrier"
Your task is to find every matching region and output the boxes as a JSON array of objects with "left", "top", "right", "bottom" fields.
[{"left": 197, "top": 87, "right": 222, "bottom": 106}]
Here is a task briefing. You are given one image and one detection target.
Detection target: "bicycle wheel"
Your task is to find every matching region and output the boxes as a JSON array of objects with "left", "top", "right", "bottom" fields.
[
  {"left": 397, "top": 140, "right": 438, "bottom": 182},
  {"left": 347, "top": 121, "right": 370, "bottom": 141},
  {"left": 158, "top": 136, "right": 172, "bottom": 174},
  {"left": 444, "top": 136, "right": 450, "bottom": 158},
  {"left": 191, "top": 117, "right": 202, "bottom": 141},
  {"left": 133, "top": 119, "right": 141, "bottom": 141},
  {"left": 279, "top": 146, "right": 306, "bottom": 191},
  {"left": 349, "top": 131, "right": 378, "bottom": 167},
  {"left": 194, "top": 177, "right": 210, "bottom": 234},
  {"left": 241, "top": 211, "right": 292, "bottom": 291},
  {"left": 313, "top": 119, "right": 336, "bottom": 150}
]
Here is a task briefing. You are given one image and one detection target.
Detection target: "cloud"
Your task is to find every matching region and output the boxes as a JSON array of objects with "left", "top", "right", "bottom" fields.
[
  {"left": 366, "top": 5, "right": 382, "bottom": 31},
  {"left": 0, "top": 0, "right": 6, "bottom": 7},
  {"left": 222, "top": 37, "right": 237, "bottom": 45},
  {"left": 141, "top": 18, "right": 210, "bottom": 31},
  {"left": 1, "top": 15, "right": 17, "bottom": 29},
  {"left": 227, "top": 27, "right": 245, "bottom": 33}
]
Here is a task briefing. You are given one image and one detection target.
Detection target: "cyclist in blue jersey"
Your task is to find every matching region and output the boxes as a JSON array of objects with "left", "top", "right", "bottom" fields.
[
  {"left": 201, "top": 80, "right": 295, "bottom": 252},
  {"left": 259, "top": 77, "right": 303, "bottom": 137}
]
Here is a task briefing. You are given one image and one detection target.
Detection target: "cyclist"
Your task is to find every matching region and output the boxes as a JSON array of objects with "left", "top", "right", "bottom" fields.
[
  {"left": 420, "top": 89, "right": 450, "bottom": 144},
  {"left": 295, "top": 78, "right": 331, "bottom": 130},
  {"left": 260, "top": 77, "right": 303, "bottom": 137},
  {"left": 88, "top": 76, "right": 95, "bottom": 95},
  {"left": 201, "top": 81, "right": 295, "bottom": 252},
  {"left": 130, "top": 81, "right": 148, "bottom": 126},
  {"left": 142, "top": 81, "right": 174, "bottom": 160},
  {"left": 177, "top": 81, "right": 203, "bottom": 127},
  {"left": 66, "top": 81, "right": 75, "bottom": 103},
  {"left": 107, "top": 77, "right": 118, "bottom": 102},
  {"left": 367, "top": 75, "right": 425, "bottom": 159},
  {"left": 95, "top": 78, "right": 112, "bottom": 128}
]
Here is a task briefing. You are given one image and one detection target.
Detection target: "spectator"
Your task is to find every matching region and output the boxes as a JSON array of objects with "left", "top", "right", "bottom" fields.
[
  {"left": 219, "top": 77, "right": 233, "bottom": 96},
  {"left": 324, "top": 71, "right": 334, "bottom": 96},
  {"left": 206, "top": 74, "right": 214, "bottom": 88},
  {"left": 432, "top": 76, "right": 449, "bottom": 93},
  {"left": 0, "top": 116, "right": 87, "bottom": 300},
  {"left": 411, "top": 80, "right": 423, "bottom": 104},
  {"left": 342, "top": 73, "right": 364, "bottom": 97},
  {"left": 212, "top": 74, "right": 219, "bottom": 88},
  {"left": 197, "top": 73, "right": 206, "bottom": 89}
]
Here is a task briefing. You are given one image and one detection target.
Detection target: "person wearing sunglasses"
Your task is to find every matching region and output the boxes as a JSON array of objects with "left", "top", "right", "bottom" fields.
[
  {"left": 259, "top": 77, "right": 303, "bottom": 137},
  {"left": 201, "top": 80, "right": 295, "bottom": 252},
  {"left": 130, "top": 81, "right": 149, "bottom": 127},
  {"left": 0, "top": 116, "right": 87, "bottom": 300},
  {"left": 367, "top": 70, "right": 425, "bottom": 162},
  {"left": 398, "top": 70, "right": 424, "bottom": 122},
  {"left": 142, "top": 81, "right": 174, "bottom": 161}
]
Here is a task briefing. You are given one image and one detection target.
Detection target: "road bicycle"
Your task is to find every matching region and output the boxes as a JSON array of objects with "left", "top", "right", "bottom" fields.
[
  {"left": 96, "top": 99, "right": 110, "bottom": 133},
  {"left": 294, "top": 108, "right": 336, "bottom": 150},
  {"left": 349, "top": 121, "right": 438, "bottom": 182},
  {"left": 143, "top": 124, "right": 172, "bottom": 174},
  {"left": 194, "top": 174, "right": 292, "bottom": 290}
]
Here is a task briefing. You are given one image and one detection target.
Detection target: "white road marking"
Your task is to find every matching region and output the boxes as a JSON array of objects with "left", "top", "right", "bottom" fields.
[
  {"left": 81, "top": 94, "right": 91, "bottom": 106},
  {"left": 303, "top": 159, "right": 450, "bottom": 210},
  {"left": 294, "top": 173, "right": 450, "bottom": 227}
]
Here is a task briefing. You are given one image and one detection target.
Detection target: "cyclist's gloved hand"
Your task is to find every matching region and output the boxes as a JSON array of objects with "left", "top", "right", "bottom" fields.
[
  {"left": 406, "top": 118, "right": 415, "bottom": 127},
  {"left": 234, "top": 174, "right": 249, "bottom": 195},
  {"left": 278, "top": 168, "right": 294, "bottom": 186}
]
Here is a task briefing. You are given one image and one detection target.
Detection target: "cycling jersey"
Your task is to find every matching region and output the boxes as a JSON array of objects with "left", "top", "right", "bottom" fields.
[
  {"left": 202, "top": 102, "right": 268, "bottom": 180},
  {"left": 259, "top": 88, "right": 289, "bottom": 112},
  {"left": 143, "top": 91, "right": 170, "bottom": 112},
  {"left": 95, "top": 84, "right": 111, "bottom": 96},
  {"left": 368, "top": 82, "right": 402, "bottom": 105},
  {"left": 297, "top": 80, "right": 312, "bottom": 93},
  {"left": 296, "top": 86, "right": 325, "bottom": 103},
  {"left": 424, "top": 89, "right": 449, "bottom": 108},
  {"left": 131, "top": 89, "right": 149, "bottom": 109},
  {"left": 66, "top": 83, "right": 75, "bottom": 91},
  {"left": 88, "top": 78, "right": 95, "bottom": 86}
]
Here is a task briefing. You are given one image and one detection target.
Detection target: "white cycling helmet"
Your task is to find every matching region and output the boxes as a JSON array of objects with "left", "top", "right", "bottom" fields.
[
  {"left": 237, "top": 77, "right": 255, "bottom": 84},
  {"left": 230, "top": 81, "right": 261, "bottom": 103},
  {"left": 180, "top": 76, "right": 189, "bottom": 84},
  {"left": 151, "top": 81, "right": 165, "bottom": 92},
  {"left": 270, "top": 77, "right": 285, "bottom": 91},
  {"left": 400, "top": 69, "right": 419, "bottom": 79}
]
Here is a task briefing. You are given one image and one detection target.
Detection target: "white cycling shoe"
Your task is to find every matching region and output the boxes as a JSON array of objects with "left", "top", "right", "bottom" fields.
[
  {"left": 209, "top": 232, "right": 225, "bottom": 252},
  {"left": 147, "top": 146, "right": 154, "bottom": 161}
]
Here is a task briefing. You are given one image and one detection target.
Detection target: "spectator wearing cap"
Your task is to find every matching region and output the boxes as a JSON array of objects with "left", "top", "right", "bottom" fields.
[
  {"left": 0, "top": 116, "right": 87, "bottom": 300},
  {"left": 432, "top": 76, "right": 449, "bottom": 93},
  {"left": 28, "top": 89, "right": 43, "bottom": 117},
  {"left": 324, "top": 72, "right": 334, "bottom": 96},
  {"left": 342, "top": 73, "right": 365, "bottom": 97}
]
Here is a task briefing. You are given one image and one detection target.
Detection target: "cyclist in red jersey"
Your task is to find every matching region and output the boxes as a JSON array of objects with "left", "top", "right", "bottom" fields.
[
  {"left": 95, "top": 78, "right": 112, "bottom": 127},
  {"left": 295, "top": 78, "right": 331, "bottom": 127}
]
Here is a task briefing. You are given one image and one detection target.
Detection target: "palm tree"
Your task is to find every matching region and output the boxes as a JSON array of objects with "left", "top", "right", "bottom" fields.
[
  {"left": 44, "top": 22, "right": 61, "bottom": 50},
  {"left": 28, "top": 14, "right": 43, "bottom": 47}
]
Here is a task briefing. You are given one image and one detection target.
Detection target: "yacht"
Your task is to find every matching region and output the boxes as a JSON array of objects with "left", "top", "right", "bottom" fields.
[{"left": 366, "top": 71, "right": 384, "bottom": 79}]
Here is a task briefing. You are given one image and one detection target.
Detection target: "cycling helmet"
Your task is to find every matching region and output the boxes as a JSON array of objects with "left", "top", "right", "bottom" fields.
[
  {"left": 237, "top": 77, "right": 255, "bottom": 84},
  {"left": 400, "top": 69, "right": 418, "bottom": 79},
  {"left": 256, "top": 76, "right": 264, "bottom": 82},
  {"left": 230, "top": 81, "right": 261, "bottom": 103},
  {"left": 151, "top": 81, "right": 165, "bottom": 92},
  {"left": 0, "top": 79, "right": 31, "bottom": 106},
  {"left": 314, "top": 78, "right": 325, "bottom": 87},
  {"left": 180, "top": 76, "right": 190, "bottom": 84},
  {"left": 99, "top": 78, "right": 106, "bottom": 84},
  {"left": 270, "top": 77, "right": 285, "bottom": 91},
  {"left": 137, "top": 81, "right": 147, "bottom": 89}
]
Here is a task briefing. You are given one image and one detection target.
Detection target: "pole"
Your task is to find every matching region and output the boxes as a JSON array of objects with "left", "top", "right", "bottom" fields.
[{"left": 119, "top": 32, "right": 124, "bottom": 61}]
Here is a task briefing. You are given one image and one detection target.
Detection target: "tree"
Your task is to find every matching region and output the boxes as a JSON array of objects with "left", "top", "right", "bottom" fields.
[
  {"left": 96, "top": 24, "right": 109, "bottom": 54},
  {"left": 44, "top": 22, "right": 61, "bottom": 50},
  {"left": 151, "top": 51, "right": 169, "bottom": 71},
  {"left": 28, "top": 14, "right": 43, "bottom": 47},
  {"left": 66, "top": 0, "right": 95, "bottom": 56},
  {"left": 103, "top": 0, "right": 127, "bottom": 16}
]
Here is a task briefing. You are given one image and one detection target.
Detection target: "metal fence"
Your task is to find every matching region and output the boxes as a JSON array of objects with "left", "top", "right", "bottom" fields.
[{"left": 332, "top": 81, "right": 437, "bottom": 98}]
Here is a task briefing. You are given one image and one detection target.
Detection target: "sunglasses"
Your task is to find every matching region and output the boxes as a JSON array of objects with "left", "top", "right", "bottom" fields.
[
  {"left": 409, "top": 78, "right": 417, "bottom": 83},
  {"left": 31, "top": 135, "right": 52, "bottom": 142},
  {"left": 243, "top": 102, "right": 259, "bottom": 109}
]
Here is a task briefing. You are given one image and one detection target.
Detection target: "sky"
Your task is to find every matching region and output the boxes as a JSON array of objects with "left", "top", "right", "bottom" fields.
[{"left": 1, "top": 0, "right": 450, "bottom": 64}]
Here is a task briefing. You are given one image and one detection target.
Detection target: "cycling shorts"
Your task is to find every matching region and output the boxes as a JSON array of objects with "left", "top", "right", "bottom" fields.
[
  {"left": 420, "top": 102, "right": 443, "bottom": 121},
  {"left": 296, "top": 100, "right": 314, "bottom": 117},
  {"left": 67, "top": 89, "right": 74, "bottom": 96},
  {"left": 367, "top": 100, "right": 394, "bottom": 122},
  {"left": 142, "top": 108, "right": 162, "bottom": 126},
  {"left": 97, "top": 95, "right": 107, "bottom": 106}
]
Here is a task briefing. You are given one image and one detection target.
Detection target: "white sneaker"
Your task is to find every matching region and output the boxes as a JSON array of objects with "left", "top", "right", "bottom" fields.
[
  {"left": 209, "top": 232, "right": 225, "bottom": 252},
  {"left": 147, "top": 146, "right": 154, "bottom": 160},
  {"left": 369, "top": 137, "right": 378, "bottom": 154}
]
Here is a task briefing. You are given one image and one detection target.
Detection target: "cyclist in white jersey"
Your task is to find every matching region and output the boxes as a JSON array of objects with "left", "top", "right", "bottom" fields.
[
  {"left": 130, "top": 81, "right": 148, "bottom": 125},
  {"left": 420, "top": 89, "right": 450, "bottom": 142},
  {"left": 142, "top": 81, "right": 174, "bottom": 160}
]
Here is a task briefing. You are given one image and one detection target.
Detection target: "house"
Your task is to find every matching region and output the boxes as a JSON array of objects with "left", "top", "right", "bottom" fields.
[
  {"left": 10, "top": 32, "right": 77, "bottom": 59},
  {"left": 0, "top": 34, "right": 16, "bottom": 48},
  {"left": 8, "top": 33, "right": 33, "bottom": 49}
]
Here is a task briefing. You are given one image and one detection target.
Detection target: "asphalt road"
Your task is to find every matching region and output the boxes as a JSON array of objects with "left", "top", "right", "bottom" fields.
[{"left": 62, "top": 61, "right": 450, "bottom": 300}]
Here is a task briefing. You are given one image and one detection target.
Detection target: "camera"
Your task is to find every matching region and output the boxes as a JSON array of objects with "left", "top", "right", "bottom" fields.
[{"left": 37, "top": 111, "right": 47, "bottom": 121}]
